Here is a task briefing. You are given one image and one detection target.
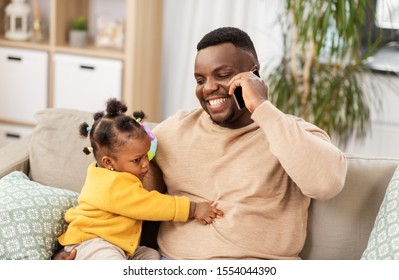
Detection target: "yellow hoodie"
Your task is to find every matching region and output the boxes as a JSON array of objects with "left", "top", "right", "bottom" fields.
[{"left": 58, "top": 162, "right": 190, "bottom": 255}]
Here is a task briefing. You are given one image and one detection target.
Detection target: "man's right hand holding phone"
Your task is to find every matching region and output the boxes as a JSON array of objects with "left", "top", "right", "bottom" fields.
[{"left": 229, "top": 68, "right": 269, "bottom": 113}]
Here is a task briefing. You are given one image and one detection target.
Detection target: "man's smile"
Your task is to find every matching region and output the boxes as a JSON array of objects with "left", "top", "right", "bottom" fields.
[{"left": 207, "top": 97, "right": 229, "bottom": 108}]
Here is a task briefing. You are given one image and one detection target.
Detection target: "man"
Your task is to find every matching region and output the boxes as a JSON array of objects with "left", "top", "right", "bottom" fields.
[
  {"left": 142, "top": 26, "right": 347, "bottom": 260},
  {"left": 56, "top": 26, "right": 347, "bottom": 260}
]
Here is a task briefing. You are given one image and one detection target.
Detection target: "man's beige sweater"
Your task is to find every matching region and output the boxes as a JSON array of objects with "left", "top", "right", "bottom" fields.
[{"left": 145, "top": 101, "right": 347, "bottom": 259}]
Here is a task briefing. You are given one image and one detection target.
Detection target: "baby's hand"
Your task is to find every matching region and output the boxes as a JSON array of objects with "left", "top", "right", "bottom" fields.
[{"left": 193, "top": 202, "right": 224, "bottom": 225}]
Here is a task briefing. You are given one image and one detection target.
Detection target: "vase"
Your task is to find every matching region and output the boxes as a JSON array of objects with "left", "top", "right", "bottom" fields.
[{"left": 69, "top": 30, "right": 88, "bottom": 47}]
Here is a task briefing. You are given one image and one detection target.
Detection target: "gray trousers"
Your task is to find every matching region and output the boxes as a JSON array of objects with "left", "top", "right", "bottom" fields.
[{"left": 64, "top": 238, "right": 161, "bottom": 260}]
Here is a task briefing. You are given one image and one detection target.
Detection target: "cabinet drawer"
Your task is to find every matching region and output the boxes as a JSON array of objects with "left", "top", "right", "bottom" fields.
[
  {"left": 0, "top": 124, "right": 32, "bottom": 148},
  {"left": 53, "top": 53, "right": 122, "bottom": 113},
  {"left": 0, "top": 47, "right": 48, "bottom": 124}
]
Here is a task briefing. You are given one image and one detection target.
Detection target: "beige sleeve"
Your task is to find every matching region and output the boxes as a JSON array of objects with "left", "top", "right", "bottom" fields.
[{"left": 251, "top": 101, "right": 347, "bottom": 200}]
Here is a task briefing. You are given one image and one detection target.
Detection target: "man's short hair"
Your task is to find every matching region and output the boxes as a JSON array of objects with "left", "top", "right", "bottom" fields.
[{"left": 196, "top": 27, "right": 258, "bottom": 60}]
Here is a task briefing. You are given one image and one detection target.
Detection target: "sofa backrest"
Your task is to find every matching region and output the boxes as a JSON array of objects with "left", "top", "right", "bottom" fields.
[
  {"left": 301, "top": 155, "right": 399, "bottom": 259},
  {"left": 29, "top": 108, "right": 94, "bottom": 192},
  {"left": 29, "top": 108, "right": 158, "bottom": 192}
]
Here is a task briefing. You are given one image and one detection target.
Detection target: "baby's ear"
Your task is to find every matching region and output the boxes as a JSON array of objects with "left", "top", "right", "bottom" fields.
[{"left": 101, "top": 156, "right": 115, "bottom": 171}]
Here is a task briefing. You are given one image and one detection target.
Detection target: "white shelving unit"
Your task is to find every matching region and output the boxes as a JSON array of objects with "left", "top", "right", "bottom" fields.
[{"left": 0, "top": 0, "right": 163, "bottom": 140}]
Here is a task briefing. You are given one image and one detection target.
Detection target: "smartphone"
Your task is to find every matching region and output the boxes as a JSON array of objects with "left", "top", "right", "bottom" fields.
[{"left": 232, "top": 69, "right": 260, "bottom": 110}]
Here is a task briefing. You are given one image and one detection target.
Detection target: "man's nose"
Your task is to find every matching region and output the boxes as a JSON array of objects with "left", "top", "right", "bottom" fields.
[{"left": 203, "top": 78, "right": 218, "bottom": 94}]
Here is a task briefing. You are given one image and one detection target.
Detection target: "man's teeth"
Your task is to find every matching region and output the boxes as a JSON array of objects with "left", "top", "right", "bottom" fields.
[{"left": 209, "top": 98, "right": 228, "bottom": 106}]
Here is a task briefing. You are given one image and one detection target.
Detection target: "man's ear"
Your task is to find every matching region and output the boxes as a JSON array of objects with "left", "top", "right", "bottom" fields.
[
  {"left": 101, "top": 156, "right": 115, "bottom": 171},
  {"left": 251, "top": 64, "right": 259, "bottom": 72}
]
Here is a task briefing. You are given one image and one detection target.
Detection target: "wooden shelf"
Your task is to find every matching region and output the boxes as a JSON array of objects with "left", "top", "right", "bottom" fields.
[
  {"left": 0, "top": 36, "right": 50, "bottom": 51},
  {"left": 54, "top": 44, "right": 125, "bottom": 60},
  {"left": 0, "top": 118, "right": 36, "bottom": 128}
]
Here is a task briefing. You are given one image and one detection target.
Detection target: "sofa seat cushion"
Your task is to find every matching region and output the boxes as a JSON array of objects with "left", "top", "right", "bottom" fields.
[
  {"left": 362, "top": 166, "right": 399, "bottom": 259},
  {"left": 0, "top": 171, "right": 78, "bottom": 260}
]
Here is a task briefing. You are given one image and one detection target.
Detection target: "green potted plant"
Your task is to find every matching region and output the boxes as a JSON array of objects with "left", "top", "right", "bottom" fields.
[
  {"left": 266, "top": 0, "right": 390, "bottom": 146},
  {"left": 69, "top": 16, "right": 88, "bottom": 47}
]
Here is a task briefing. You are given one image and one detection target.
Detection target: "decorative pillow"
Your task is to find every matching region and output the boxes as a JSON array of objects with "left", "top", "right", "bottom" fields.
[
  {"left": 0, "top": 171, "right": 79, "bottom": 260},
  {"left": 362, "top": 166, "right": 399, "bottom": 259}
]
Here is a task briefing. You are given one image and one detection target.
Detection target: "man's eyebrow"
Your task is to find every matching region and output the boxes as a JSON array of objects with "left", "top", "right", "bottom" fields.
[
  {"left": 195, "top": 65, "right": 231, "bottom": 75},
  {"left": 214, "top": 65, "right": 232, "bottom": 72},
  {"left": 194, "top": 65, "right": 233, "bottom": 77}
]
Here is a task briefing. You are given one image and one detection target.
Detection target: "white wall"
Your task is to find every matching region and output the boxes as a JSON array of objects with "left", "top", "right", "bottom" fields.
[{"left": 343, "top": 72, "right": 399, "bottom": 158}]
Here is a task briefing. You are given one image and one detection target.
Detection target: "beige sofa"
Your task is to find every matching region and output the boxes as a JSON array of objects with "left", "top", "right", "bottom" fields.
[{"left": 1, "top": 107, "right": 398, "bottom": 260}]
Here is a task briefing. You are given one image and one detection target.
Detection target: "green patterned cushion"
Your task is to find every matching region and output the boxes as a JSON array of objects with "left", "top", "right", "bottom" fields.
[
  {"left": 362, "top": 166, "right": 399, "bottom": 259},
  {"left": 0, "top": 171, "right": 79, "bottom": 260}
]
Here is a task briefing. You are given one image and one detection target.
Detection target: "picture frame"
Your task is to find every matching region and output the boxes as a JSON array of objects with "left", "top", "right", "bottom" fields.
[{"left": 95, "top": 17, "right": 124, "bottom": 50}]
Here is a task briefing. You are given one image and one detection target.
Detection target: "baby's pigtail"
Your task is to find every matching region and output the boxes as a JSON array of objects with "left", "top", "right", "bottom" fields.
[
  {"left": 106, "top": 98, "right": 127, "bottom": 117},
  {"left": 79, "top": 122, "right": 90, "bottom": 137},
  {"left": 83, "top": 146, "right": 94, "bottom": 155},
  {"left": 133, "top": 111, "right": 145, "bottom": 123}
]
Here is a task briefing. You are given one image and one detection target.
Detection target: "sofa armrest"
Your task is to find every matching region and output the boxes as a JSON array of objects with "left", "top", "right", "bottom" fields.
[{"left": 0, "top": 135, "right": 31, "bottom": 178}]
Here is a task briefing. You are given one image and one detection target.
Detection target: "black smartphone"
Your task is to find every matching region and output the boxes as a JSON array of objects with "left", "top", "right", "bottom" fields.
[{"left": 233, "top": 69, "right": 260, "bottom": 110}]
